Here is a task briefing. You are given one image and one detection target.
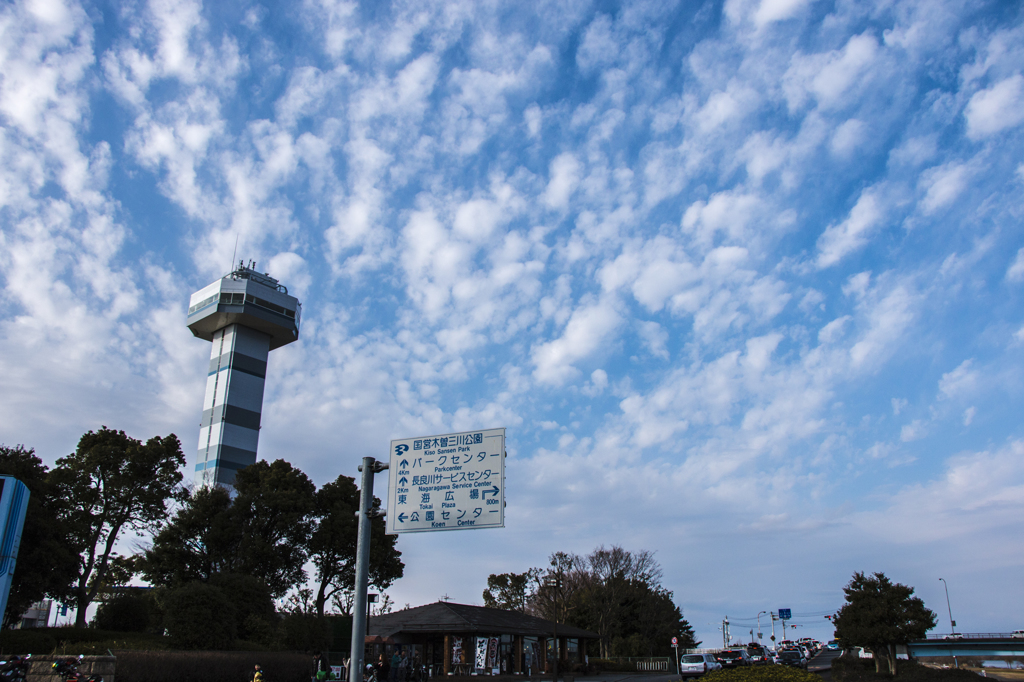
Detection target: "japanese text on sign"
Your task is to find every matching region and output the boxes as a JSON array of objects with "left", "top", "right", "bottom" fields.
[{"left": 385, "top": 427, "right": 505, "bottom": 534}]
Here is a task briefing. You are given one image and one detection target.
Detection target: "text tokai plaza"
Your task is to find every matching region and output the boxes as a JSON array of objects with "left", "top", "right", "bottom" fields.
[{"left": 186, "top": 261, "right": 301, "bottom": 490}]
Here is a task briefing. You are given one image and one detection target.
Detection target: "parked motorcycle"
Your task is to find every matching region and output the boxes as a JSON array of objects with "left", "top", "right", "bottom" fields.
[
  {"left": 0, "top": 654, "right": 30, "bottom": 682},
  {"left": 52, "top": 655, "right": 102, "bottom": 682}
]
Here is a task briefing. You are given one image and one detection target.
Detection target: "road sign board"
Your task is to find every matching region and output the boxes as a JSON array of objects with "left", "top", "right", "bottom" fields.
[
  {"left": 671, "top": 637, "right": 678, "bottom": 647},
  {"left": 779, "top": 608, "right": 792, "bottom": 620},
  {"left": 385, "top": 428, "right": 505, "bottom": 534}
]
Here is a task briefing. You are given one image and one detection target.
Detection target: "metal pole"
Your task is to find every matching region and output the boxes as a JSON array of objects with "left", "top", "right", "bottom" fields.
[
  {"left": 757, "top": 611, "right": 766, "bottom": 645},
  {"left": 771, "top": 613, "right": 777, "bottom": 650},
  {"left": 939, "top": 578, "right": 956, "bottom": 635},
  {"left": 349, "top": 458, "right": 387, "bottom": 682}
]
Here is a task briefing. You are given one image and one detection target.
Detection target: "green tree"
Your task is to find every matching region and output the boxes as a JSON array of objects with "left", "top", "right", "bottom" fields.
[
  {"left": 231, "top": 459, "right": 315, "bottom": 597},
  {"left": 520, "top": 546, "right": 698, "bottom": 658},
  {"left": 0, "top": 445, "right": 78, "bottom": 628},
  {"left": 143, "top": 485, "right": 239, "bottom": 584},
  {"left": 162, "top": 581, "right": 237, "bottom": 649},
  {"left": 209, "top": 572, "right": 276, "bottom": 641},
  {"left": 307, "top": 474, "right": 404, "bottom": 617},
  {"left": 49, "top": 428, "right": 185, "bottom": 627},
  {"left": 482, "top": 569, "right": 540, "bottom": 612},
  {"left": 833, "top": 571, "right": 937, "bottom": 676},
  {"left": 92, "top": 589, "right": 159, "bottom": 632}
]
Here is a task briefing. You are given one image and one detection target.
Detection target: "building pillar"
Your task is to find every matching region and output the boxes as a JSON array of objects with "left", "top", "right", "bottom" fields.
[{"left": 444, "top": 635, "right": 451, "bottom": 677}]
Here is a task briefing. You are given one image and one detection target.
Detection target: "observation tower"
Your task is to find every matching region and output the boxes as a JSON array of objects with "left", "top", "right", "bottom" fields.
[{"left": 186, "top": 261, "right": 301, "bottom": 490}]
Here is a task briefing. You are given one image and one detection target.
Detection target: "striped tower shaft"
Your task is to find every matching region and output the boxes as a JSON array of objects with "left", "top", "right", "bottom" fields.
[{"left": 196, "top": 324, "right": 270, "bottom": 489}]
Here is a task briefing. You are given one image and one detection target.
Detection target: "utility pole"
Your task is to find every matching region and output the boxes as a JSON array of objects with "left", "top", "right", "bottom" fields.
[
  {"left": 770, "top": 613, "right": 777, "bottom": 650},
  {"left": 348, "top": 457, "right": 389, "bottom": 682},
  {"left": 723, "top": 617, "right": 730, "bottom": 648}
]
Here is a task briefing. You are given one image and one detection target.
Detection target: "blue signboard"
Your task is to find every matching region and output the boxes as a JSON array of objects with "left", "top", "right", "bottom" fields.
[
  {"left": 385, "top": 428, "right": 505, "bottom": 534},
  {"left": 0, "top": 476, "right": 30, "bottom": 621},
  {"left": 779, "top": 608, "right": 792, "bottom": 620}
]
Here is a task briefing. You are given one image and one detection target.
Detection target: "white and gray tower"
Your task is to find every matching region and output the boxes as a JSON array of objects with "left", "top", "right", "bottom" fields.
[{"left": 186, "top": 261, "right": 301, "bottom": 489}]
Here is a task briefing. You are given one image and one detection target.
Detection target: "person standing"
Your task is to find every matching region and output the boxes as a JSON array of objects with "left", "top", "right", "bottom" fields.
[
  {"left": 389, "top": 650, "right": 401, "bottom": 682},
  {"left": 399, "top": 650, "right": 410, "bottom": 682},
  {"left": 253, "top": 665, "right": 264, "bottom": 682}
]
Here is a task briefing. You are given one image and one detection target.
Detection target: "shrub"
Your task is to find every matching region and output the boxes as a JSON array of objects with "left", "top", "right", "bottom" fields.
[
  {"left": 93, "top": 592, "right": 159, "bottom": 633},
  {"left": 163, "top": 582, "right": 237, "bottom": 650},
  {"left": 113, "top": 650, "right": 313, "bottom": 682},
  {"left": 209, "top": 573, "right": 276, "bottom": 642},
  {"left": 276, "top": 613, "right": 331, "bottom": 652},
  {"left": 703, "top": 666, "right": 821, "bottom": 682},
  {"left": 0, "top": 627, "right": 166, "bottom": 654},
  {"left": 831, "top": 656, "right": 985, "bottom": 681}
]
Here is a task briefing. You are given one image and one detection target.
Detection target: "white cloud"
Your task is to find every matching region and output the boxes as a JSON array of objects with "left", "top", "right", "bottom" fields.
[
  {"left": 637, "top": 321, "right": 669, "bottom": 359},
  {"left": 542, "top": 152, "right": 581, "bottom": 209},
  {"left": 965, "top": 75, "right": 1024, "bottom": 140},
  {"left": 532, "top": 298, "right": 621, "bottom": 385},
  {"left": 784, "top": 33, "right": 879, "bottom": 111},
  {"left": 938, "top": 359, "right": 978, "bottom": 400},
  {"left": 963, "top": 406, "right": 976, "bottom": 426},
  {"left": 816, "top": 189, "right": 883, "bottom": 268},
  {"left": 830, "top": 118, "right": 866, "bottom": 157},
  {"left": 849, "top": 284, "right": 916, "bottom": 369},
  {"left": 753, "top": 0, "right": 814, "bottom": 27},
  {"left": 920, "top": 162, "right": 971, "bottom": 215},
  {"left": 900, "top": 419, "right": 927, "bottom": 442},
  {"left": 891, "top": 398, "right": 907, "bottom": 416},
  {"left": 1006, "top": 248, "right": 1024, "bottom": 282}
]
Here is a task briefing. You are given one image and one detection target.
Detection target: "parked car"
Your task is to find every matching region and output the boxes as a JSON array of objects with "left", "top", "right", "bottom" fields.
[
  {"left": 777, "top": 649, "right": 807, "bottom": 669},
  {"left": 714, "top": 650, "right": 752, "bottom": 668},
  {"left": 679, "top": 654, "right": 721, "bottom": 677}
]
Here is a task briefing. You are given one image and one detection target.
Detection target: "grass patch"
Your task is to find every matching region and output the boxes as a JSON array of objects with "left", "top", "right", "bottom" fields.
[
  {"left": 701, "top": 667, "right": 821, "bottom": 682},
  {"left": 831, "top": 656, "right": 984, "bottom": 681}
]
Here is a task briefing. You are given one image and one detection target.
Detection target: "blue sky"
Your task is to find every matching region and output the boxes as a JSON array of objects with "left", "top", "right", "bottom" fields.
[{"left": 2, "top": 0, "right": 1024, "bottom": 644}]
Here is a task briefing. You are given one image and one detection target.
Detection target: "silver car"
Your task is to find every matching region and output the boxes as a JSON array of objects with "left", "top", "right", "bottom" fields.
[{"left": 680, "top": 654, "right": 721, "bottom": 677}]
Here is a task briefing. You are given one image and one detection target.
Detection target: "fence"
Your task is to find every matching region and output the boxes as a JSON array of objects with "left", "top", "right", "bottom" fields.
[{"left": 596, "top": 657, "right": 673, "bottom": 672}]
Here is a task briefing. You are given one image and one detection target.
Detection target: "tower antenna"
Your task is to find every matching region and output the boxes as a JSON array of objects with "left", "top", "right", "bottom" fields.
[{"left": 230, "top": 233, "right": 239, "bottom": 273}]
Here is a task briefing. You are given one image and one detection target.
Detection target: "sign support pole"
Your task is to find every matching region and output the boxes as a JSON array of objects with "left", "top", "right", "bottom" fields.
[{"left": 349, "top": 457, "right": 388, "bottom": 682}]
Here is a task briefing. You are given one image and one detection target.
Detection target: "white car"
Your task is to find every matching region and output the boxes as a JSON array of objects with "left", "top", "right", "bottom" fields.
[
  {"left": 1011, "top": 630, "right": 1024, "bottom": 639},
  {"left": 679, "top": 653, "right": 722, "bottom": 677}
]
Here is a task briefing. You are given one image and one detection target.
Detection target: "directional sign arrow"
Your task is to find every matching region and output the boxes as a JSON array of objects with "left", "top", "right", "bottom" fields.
[
  {"left": 399, "top": 476, "right": 408, "bottom": 485},
  {"left": 481, "top": 485, "right": 499, "bottom": 499},
  {"left": 400, "top": 459, "right": 409, "bottom": 468},
  {"left": 397, "top": 513, "right": 408, "bottom": 523}
]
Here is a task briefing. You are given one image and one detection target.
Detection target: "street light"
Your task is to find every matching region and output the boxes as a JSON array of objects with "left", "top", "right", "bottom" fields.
[
  {"left": 939, "top": 578, "right": 956, "bottom": 635},
  {"left": 545, "top": 569, "right": 564, "bottom": 682},
  {"left": 757, "top": 612, "right": 767, "bottom": 644}
]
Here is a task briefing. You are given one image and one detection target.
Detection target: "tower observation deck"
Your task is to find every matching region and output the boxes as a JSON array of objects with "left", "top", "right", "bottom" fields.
[{"left": 186, "top": 261, "right": 301, "bottom": 489}]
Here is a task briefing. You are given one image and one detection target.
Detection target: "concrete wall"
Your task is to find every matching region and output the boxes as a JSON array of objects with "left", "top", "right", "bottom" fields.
[{"left": 27, "top": 656, "right": 115, "bottom": 682}]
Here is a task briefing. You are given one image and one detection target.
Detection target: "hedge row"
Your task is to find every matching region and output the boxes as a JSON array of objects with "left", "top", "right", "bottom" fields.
[
  {"left": 112, "top": 650, "right": 315, "bottom": 682},
  {"left": 702, "top": 666, "right": 821, "bottom": 682},
  {"left": 830, "top": 656, "right": 983, "bottom": 681}
]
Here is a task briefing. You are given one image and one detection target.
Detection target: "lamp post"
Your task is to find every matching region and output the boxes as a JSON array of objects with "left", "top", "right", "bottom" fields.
[
  {"left": 939, "top": 578, "right": 956, "bottom": 635},
  {"left": 757, "top": 612, "right": 767, "bottom": 645},
  {"left": 545, "top": 569, "right": 563, "bottom": 682}
]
